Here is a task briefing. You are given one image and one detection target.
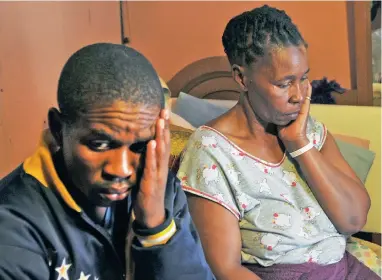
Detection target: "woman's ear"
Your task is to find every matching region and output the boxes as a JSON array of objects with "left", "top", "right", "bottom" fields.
[
  {"left": 47, "top": 108, "right": 64, "bottom": 147},
  {"left": 232, "top": 64, "right": 249, "bottom": 92}
]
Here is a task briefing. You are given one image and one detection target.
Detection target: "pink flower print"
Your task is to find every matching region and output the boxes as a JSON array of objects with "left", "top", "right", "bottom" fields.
[
  {"left": 304, "top": 250, "right": 322, "bottom": 263},
  {"left": 260, "top": 234, "right": 281, "bottom": 251},
  {"left": 254, "top": 162, "right": 273, "bottom": 175},
  {"left": 202, "top": 164, "right": 219, "bottom": 184},
  {"left": 237, "top": 193, "right": 250, "bottom": 210},
  {"left": 202, "top": 136, "right": 218, "bottom": 148},
  {"left": 282, "top": 171, "right": 297, "bottom": 187},
  {"left": 230, "top": 147, "right": 246, "bottom": 160},
  {"left": 307, "top": 132, "right": 319, "bottom": 146},
  {"left": 272, "top": 213, "right": 291, "bottom": 228},
  {"left": 301, "top": 206, "right": 321, "bottom": 221}
]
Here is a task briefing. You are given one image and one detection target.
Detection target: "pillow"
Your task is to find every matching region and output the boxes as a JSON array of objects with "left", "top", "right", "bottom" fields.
[
  {"left": 333, "top": 134, "right": 370, "bottom": 149},
  {"left": 170, "top": 112, "right": 195, "bottom": 131},
  {"left": 159, "top": 76, "right": 171, "bottom": 109},
  {"left": 204, "top": 99, "right": 237, "bottom": 109},
  {"left": 172, "top": 92, "right": 229, "bottom": 127},
  {"left": 335, "top": 139, "right": 375, "bottom": 183}
]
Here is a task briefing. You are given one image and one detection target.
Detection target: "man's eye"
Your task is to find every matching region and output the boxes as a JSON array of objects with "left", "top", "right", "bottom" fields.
[
  {"left": 130, "top": 141, "right": 149, "bottom": 154},
  {"left": 88, "top": 141, "right": 110, "bottom": 151}
]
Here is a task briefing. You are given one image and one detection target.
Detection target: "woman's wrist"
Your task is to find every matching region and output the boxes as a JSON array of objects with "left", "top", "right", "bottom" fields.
[{"left": 283, "top": 137, "right": 310, "bottom": 153}]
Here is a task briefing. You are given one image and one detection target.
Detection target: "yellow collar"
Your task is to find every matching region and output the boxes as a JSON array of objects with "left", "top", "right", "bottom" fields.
[{"left": 23, "top": 130, "right": 81, "bottom": 212}]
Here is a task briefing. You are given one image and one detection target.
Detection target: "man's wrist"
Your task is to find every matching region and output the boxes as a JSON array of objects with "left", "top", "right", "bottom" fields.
[
  {"left": 134, "top": 206, "right": 165, "bottom": 229},
  {"left": 132, "top": 209, "right": 177, "bottom": 247}
]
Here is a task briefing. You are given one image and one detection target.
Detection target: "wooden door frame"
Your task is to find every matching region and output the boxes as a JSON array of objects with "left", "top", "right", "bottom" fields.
[{"left": 341, "top": 1, "right": 373, "bottom": 106}]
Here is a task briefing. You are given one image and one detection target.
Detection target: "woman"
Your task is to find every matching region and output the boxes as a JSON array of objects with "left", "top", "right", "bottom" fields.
[{"left": 177, "top": 5, "right": 378, "bottom": 280}]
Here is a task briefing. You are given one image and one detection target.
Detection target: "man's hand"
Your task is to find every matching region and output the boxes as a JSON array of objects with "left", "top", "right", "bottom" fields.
[
  {"left": 277, "top": 81, "right": 312, "bottom": 152},
  {"left": 134, "top": 109, "right": 170, "bottom": 228}
]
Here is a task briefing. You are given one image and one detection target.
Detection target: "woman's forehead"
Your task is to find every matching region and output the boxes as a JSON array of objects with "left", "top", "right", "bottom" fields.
[{"left": 253, "top": 45, "right": 308, "bottom": 79}]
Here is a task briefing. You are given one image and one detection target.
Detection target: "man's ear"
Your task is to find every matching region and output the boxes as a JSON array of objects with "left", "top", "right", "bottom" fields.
[
  {"left": 48, "top": 108, "right": 64, "bottom": 147},
  {"left": 232, "top": 64, "right": 249, "bottom": 92}
]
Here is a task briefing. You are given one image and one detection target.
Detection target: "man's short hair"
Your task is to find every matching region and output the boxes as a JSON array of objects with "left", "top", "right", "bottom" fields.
[{"left": 57, "top": 43, "right": 164, "bottom": 123}]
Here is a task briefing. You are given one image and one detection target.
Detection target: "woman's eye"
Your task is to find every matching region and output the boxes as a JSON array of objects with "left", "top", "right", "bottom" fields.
[
  {"left": 301, "top": 76, "right": 308, "bottom": 82},
  {"left": 88, "top": 141, "right": 110, "bottom": 151},
  {"left": 277, "top": 82, "right": 291, "bottom": 89}
]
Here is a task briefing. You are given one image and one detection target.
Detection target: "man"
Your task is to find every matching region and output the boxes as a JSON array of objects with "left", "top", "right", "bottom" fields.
[{"left": 0, "top": 43, "right": 214, "bottom": 280}]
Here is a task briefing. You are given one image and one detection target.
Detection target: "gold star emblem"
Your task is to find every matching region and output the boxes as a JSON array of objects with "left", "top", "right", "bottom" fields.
[
  {"left": 77, "top": 272, "right": 91, "bottom": 280},
  {"left": 55, "top": 258, "right": 72, "bottom": 280}
]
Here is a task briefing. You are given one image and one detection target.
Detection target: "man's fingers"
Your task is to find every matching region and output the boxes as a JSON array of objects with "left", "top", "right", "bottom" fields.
[
  {"left": 163, "top": 109, "right": 170, "bottom": 158},
  {"left": 156, "top": 118, "right": 165, "bottom": 169},
  {"left": 141, "top": 140, "right": 157, "bottom": 187},
  {"left": 158, "top": 109, "right": 170, "bottom": 183}
]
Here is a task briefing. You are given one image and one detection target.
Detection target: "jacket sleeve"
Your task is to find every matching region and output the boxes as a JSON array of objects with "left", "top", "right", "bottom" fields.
[
  {"left": 0, "top": 209, "right": 50, "bottom": 280},
  {"left": 0, "top": 246, "right": 50, "bottom": 280},
  {"left": 131, "top": 172, "right": 216, "bottom": 280}
]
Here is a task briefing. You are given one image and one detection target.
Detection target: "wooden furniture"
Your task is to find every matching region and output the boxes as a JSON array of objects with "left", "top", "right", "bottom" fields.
[{"left": 167, "top": 55, "right": 362, "bottom": 106}]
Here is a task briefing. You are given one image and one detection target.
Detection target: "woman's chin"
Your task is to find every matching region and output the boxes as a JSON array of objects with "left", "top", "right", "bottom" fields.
[{"left": 274, "top": 119, "right": 293, "bottom": 127}]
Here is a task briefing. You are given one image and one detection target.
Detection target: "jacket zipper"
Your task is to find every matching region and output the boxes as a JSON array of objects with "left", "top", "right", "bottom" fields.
[{"left": 81, "top": 213, "right": 126, "bottom": 280}]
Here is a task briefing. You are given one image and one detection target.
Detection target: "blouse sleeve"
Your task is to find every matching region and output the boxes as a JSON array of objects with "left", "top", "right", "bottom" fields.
[
  {"left": 306, "top": 116, "right": 328, "bottom": 151},
  {"left": 177, "top": 130, "right": 241, "bottom": 220}
]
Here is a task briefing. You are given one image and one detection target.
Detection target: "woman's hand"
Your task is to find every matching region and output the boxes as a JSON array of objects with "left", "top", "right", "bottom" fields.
[{"left": 277, "top": 82, "right": 312, "bottom": 152}]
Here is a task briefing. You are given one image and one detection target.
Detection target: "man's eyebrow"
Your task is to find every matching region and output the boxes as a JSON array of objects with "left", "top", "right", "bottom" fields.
[{"left": 87, "top": 129, "right": 115, "bottom": 140}]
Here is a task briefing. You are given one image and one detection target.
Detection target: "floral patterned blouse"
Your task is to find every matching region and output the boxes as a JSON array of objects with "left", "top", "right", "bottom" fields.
[{"left": 177, "top": 117, "right": 347, "bottom": 267}]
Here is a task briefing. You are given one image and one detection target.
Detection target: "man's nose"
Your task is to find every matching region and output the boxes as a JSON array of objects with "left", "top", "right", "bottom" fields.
[{"left": 102, "top": 147, "right": 133, "bottom": 181}]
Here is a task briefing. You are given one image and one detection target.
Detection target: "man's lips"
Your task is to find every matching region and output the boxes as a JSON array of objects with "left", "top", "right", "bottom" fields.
[
  {"left": 101, "top": 192, "right": 130, "bottom": 201},
  {"left": 98, "top": 184, "right": 133, "bottom": 195},
  {"left": 98, "top": 185, "right": 133, "bottom": 201}
]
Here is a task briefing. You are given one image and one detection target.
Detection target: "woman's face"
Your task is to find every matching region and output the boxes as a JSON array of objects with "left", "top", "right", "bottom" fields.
[{"left": 242, "top": 45, "right": 310, "bottom": 126}]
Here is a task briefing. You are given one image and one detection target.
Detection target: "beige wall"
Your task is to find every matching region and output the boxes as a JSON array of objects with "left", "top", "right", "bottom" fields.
[
  {"left": 0, "top": 2, "right": 120, "bottom": 177},
  {"left": 127, "top": 1, "right": 351, "bottom": 87},
  {"left": 0, "top": 1, "right": 353, "bottom": 177}
]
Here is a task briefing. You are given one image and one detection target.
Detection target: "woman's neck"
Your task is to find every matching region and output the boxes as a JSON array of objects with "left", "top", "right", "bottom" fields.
[{"left": 237, "top": 92, "right": 278, "bottom": 138}]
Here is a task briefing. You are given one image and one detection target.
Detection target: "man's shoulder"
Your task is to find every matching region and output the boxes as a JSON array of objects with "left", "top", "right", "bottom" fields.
[
  {"left": 0, "top": 165, "right": 49, "bottom": 215},
  {"left": 165, "top": 171, "right": 182, "bottom": 197},
  {"left": 164, "top": 171, "right": 187, "bottom": 212},
  {"left": 0, "top": 166, "right": 55, "bottom": 254}
]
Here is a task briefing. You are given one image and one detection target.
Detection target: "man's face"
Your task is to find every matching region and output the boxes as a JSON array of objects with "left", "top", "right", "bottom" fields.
[{"left": 59, "top": 101, "right": 160, "bottom": 206}]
